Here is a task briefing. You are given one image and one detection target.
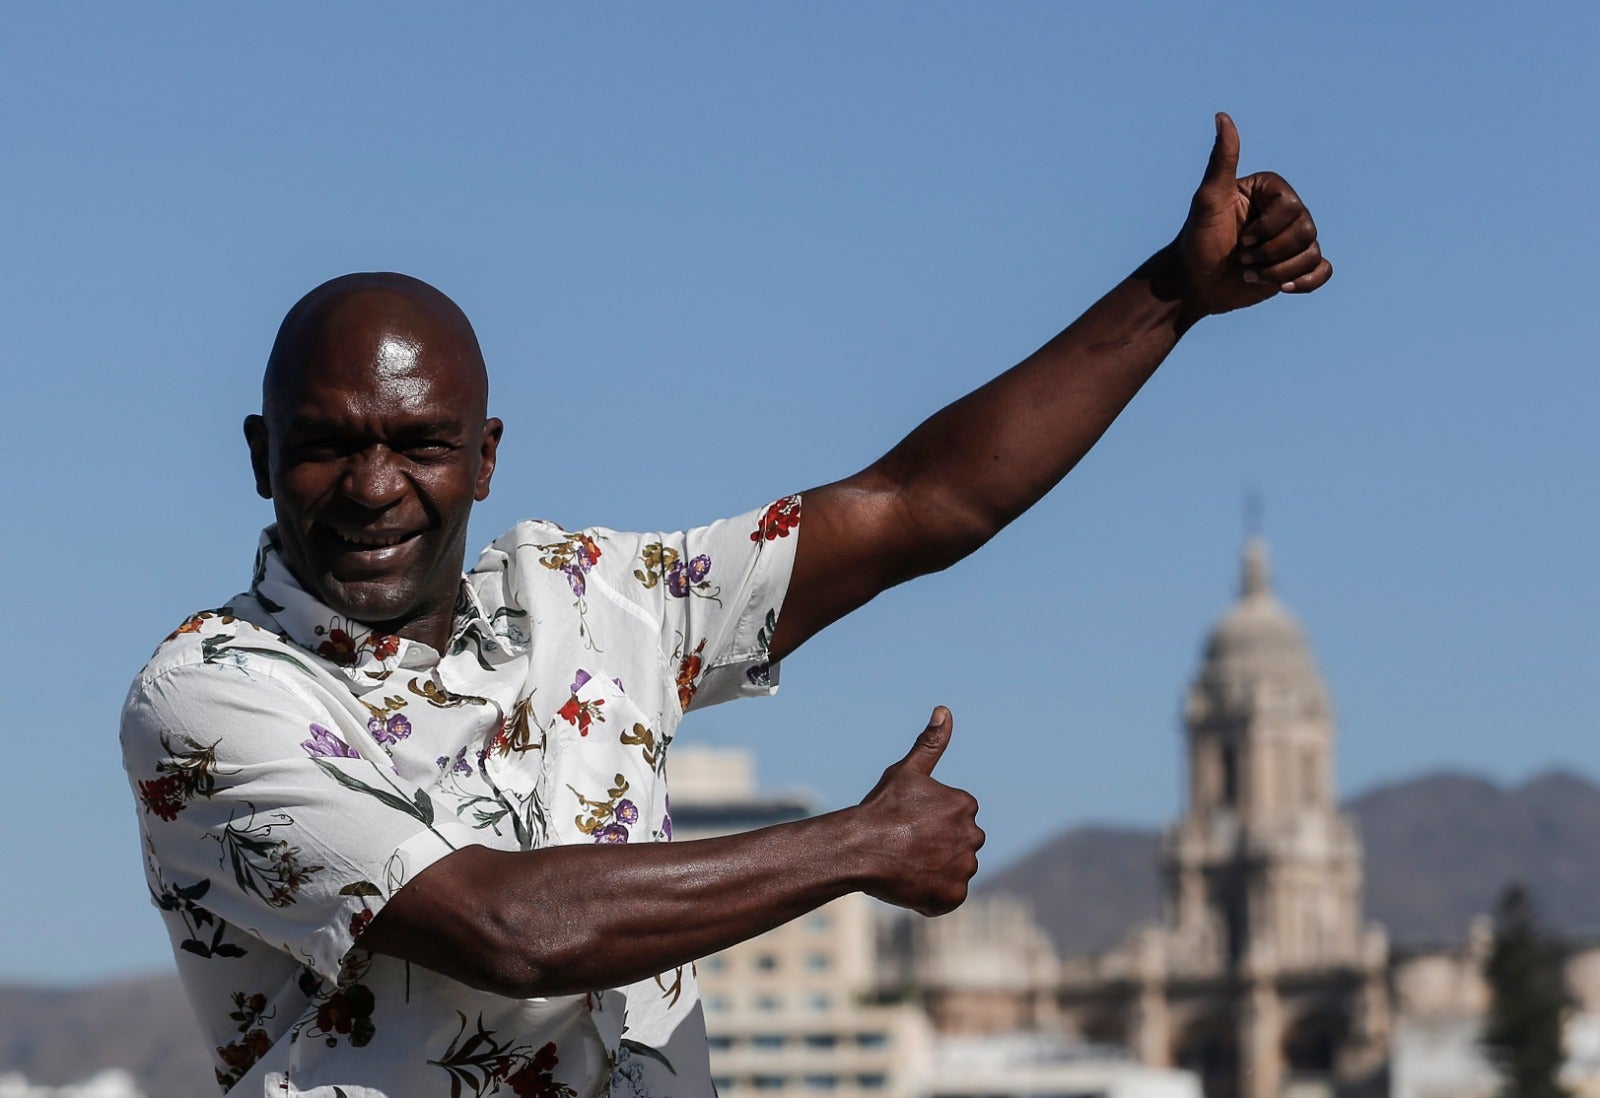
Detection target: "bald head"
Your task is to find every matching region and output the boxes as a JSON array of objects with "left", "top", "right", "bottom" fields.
[
  {"left": 264, "top": 272, "right": 488, "bottom": 423},
  {"left": 245, "top": 272, "right": 503, "bottom": 645}
]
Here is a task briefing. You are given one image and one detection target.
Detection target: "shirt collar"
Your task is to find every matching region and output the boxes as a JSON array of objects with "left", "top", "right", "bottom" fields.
[{"left": 250, "top": 527, "right": 486, "bottom": 685}]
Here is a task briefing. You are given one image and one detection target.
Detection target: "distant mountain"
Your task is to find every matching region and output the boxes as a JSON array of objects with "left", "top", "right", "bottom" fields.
[
  {"left": 5, "top": 768, "right": 1597, "bottom": 1096},
  {"left": 979, "top": 826, "right": 1163, "bottom": 955},
  {"left": 982, "top": 768, "right": 1600, "bottom": 955},
  {"left": 1353, "top": 769, "right": 1600, "bottom": 946},
  {"left": 0, "top": 974, "right": 211, "bottom": 1097}
]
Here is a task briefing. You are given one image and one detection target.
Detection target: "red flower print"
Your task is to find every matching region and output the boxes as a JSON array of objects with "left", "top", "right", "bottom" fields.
[
  {"left": 557, "top": 694, "right": 604, "bottom": 736},
  {"left": 370, "top": 634, "right": 401, "bottom": 661},
  {"left": 317, "top": 991, "right": 355, "bottom": 1035},
  {"left": 317, "top": 627, "right": 358, "bottom": 666},
  {"left": 350, "top": 909, "right": 374, "bottom": 939},
  {"left": 676, "top": 640, "right": 706, "bottom": 712},
  {"left": 138, "top": 774, "right": 186, "bottom": 821},
  {"left": 217, "top": 1028, "right": 271, "bottom": 1072},
  {"left": 506, "top": 1042, "right": 567, "bottom": 1097},
  {"left": 751, "top": 495, "right": 801, "bottom": 542}
]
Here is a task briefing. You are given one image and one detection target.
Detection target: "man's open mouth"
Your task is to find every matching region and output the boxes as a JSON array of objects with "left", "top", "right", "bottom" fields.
[{"left": 333, "top": 529, "right": 419, "bottom": 548}]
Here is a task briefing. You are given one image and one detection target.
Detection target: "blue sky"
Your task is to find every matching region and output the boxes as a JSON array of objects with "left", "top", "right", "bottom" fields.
[{"left": 2, "top": 4, "right": 1595, "bottom": 983}]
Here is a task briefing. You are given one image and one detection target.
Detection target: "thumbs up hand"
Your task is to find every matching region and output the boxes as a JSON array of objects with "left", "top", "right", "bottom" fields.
[
  {"left": 853, "top": 707, "right": 985, "bottom": 917},
  {"left": 1177, "top": 112, "right": 1332, "bottom": 320}
]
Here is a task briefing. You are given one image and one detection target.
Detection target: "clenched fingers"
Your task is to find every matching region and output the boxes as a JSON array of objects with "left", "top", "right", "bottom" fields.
[{"left": 1236, "top": 175, "right": 1329, "bottom": 294}]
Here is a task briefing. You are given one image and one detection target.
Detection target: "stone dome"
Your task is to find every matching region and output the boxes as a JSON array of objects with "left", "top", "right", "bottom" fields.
[{"left": 1195, "top": 538, "right": 1328, "bottom": 703}]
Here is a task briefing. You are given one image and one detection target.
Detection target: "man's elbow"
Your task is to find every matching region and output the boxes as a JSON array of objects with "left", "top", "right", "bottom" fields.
[
  {"left": 364, "top": 847, "right": 604, "bottom": 1000},
  {"left": 471, "top": 906, "right": 606, "bottom": 1000}
]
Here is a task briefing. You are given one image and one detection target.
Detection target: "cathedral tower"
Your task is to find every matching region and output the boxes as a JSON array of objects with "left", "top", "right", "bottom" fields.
[
  {"left": 1164, "top": 536, "right": 1365, "bottom": 974},
  {"left": 1151, "top": 537, "right": 1389, "bottom": 1098}
]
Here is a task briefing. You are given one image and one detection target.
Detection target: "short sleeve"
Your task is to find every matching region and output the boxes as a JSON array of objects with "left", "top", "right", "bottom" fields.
[
  {"left": 605, "top": 496, "right": 800, "bottom": 713},
  {"left": 121, "top": 659, "right": 480, "bottom": 984}
]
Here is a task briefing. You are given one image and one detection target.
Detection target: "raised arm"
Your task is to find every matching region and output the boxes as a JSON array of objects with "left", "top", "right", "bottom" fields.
[
  {"left": 770, "top": 114, "right": 1332, "bottom": 661},
  {"left": 362, "top": 707, "right": 980, "bottom": 997}
]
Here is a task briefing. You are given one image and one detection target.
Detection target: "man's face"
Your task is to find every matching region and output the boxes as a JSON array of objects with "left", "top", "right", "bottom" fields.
[{"left": 245, "top": 297, "right": 501, "bottom": 639}]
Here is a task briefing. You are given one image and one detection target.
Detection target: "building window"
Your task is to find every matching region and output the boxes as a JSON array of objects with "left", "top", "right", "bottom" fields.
[
  {"left": 806, "top": 993, "right": 831, "bottom": 1012},
  {"left": 754, "top": 953, "right": 779, "bottom": 972},
  {"left": 701, "top": 955, "right": 726, "bottom": 972},
  {"left": 1221, "top": 742, "right": 1239, "bottom": 807},
  {"left": 708, "top": 1035, "right": 734, "bottom": 1051},
  {"left": 754, "top": 1077, "right": 785, "bottom": 1091},
  {"left": 704, "top": 995, "right": 730, "bottom": 1014},
  {"left": 803, "top": 1034, "right": 838, "bottom": 1050},
  {"left": 803, "top": 1077, "right": 838, "bottom": 1090},
  {"left": 805, "top": 953, "right": 830, "bottom": 970},
  {"left": 857, "top": 1032, "right": 887, "bottom": 1049},
  {"left": 756, "top": 994, "right": 782, "bottom": 1012},
  {"left": 857, "top": 1075, "right": 887, "bottom": 1089},
  {"left": 805, "top": 913, "right": 830, "bottom": 933},
  {"left": 752, "top": 1034, "right": 784, "bottom": 1050},
  {"left": 712, "top": 1080, "right": 733, "bottom": 1093}
]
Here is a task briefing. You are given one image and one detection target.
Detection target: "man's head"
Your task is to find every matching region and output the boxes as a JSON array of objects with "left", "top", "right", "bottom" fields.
[{"left": 244, "top": 273, "right": 503, "bottom": 644}]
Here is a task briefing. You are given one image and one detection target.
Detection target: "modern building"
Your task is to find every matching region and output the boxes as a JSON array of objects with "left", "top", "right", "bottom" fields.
[
  {"left": 671, "top": 748, "right": 935, "bottom": 1098},
  {"left": 672, "top": 748, "right": 1202, "bottom": 1098}
]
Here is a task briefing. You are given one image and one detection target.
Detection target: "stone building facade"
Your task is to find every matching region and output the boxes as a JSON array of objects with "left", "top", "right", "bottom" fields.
[{"left": 887, "top": 536, "right": 1600, "bottom": 1098}]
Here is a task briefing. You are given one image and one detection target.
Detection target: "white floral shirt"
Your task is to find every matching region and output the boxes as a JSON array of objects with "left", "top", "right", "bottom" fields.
[{"left": 121, "top": 497, "right": 801, "bottom": 1098}]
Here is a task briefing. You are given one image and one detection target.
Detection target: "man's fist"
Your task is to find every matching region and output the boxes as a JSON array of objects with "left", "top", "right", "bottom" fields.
[
  {"left": 1178, "top": 112, "right": 1332, "bottom": 319},
  {"left": 854, "top": 707, "right": 985, "bottom": 917}
]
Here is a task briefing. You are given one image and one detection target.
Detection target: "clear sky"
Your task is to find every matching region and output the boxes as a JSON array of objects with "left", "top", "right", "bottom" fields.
[{"left": 3, "top": 4, "right": 1595, "bottom": 984}]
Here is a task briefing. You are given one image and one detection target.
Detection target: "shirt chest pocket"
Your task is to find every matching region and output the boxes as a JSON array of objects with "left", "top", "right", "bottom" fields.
[{"left": 538, "top": 668, "right": 671, "bottom": 847}]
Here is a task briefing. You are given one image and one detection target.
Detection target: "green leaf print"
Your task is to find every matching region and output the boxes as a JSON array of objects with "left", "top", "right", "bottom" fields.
[{"left": 620, "top": 1039, "right": 677, "bottom": 1075}]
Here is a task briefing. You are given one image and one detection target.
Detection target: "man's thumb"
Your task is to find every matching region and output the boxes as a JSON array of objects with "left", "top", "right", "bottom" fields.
[
  {"left": 1199, "top": 111, "right": 1240, "bottom": 193},
  {"left": 900, "top": 706, "right": 952, "bottom": 776}
]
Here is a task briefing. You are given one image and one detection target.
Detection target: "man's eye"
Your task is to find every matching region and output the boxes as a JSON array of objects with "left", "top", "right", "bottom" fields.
[
  {"left": 406, "top": 441, "right": 455, "bottom": 458},
  {"left": 293, "top": 441, "right": 346, "bottom": 459}
]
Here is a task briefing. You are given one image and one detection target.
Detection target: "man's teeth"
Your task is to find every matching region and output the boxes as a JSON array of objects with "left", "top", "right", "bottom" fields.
[{"left": 340, "top": 532, "right": 410, "bottom": 547}]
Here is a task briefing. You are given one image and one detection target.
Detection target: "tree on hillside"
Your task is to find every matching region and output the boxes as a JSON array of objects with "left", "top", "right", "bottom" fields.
[{"left": 1483, "top": 883, "right": 1571, "bottom": 1098}]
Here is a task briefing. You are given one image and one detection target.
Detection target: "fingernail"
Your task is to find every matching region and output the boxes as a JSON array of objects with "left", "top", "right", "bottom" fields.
[
  {"left": 1279, "top": 282, "right": 1296, "bottom": 293},
  {"left": 1242, "top": 270, "right": 1259, "bottom": 283},
  {"left": 1241, "top": 235, "right": 1257, "bottom": 247},
  {"left": 1239, "top": 252, "right": 1255, "bottom": 266}
]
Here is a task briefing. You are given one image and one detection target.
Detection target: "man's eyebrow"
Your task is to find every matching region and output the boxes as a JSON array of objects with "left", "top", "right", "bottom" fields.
[
  {"left": 390, "top": 419, "right": 469, "bottom": 438},
  {"left": 284, "top": 416, "right": 469, "bottom": 437}
]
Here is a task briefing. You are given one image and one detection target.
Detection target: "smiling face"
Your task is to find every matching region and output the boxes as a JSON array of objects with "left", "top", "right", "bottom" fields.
[{"left": 245, "top": 274, "right": 503, "bottom": 649}]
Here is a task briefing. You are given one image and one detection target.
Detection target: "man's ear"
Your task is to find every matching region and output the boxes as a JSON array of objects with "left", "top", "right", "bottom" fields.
[
  {"left": 475, "top": 417, "right": 504, "bottom": 502},
  {"left": 243, "top": 415, "right": 273, "bottom": 500}
]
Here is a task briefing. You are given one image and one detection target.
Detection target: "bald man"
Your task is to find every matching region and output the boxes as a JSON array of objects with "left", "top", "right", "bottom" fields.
[{"left": 123, "top": 115, "right": 1330, "bottom": 1097}]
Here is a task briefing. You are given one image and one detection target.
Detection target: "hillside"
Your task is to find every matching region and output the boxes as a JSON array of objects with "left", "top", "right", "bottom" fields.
[{"left": 981, "top": 767, "right": 1600, "bottom": 954}]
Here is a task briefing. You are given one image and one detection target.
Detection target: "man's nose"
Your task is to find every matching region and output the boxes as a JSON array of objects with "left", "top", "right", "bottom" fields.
[{"left": 340, "top": 448, "right": 407, "bottom": 509}]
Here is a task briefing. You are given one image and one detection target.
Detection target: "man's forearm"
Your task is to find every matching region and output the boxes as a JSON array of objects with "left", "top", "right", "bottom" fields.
[
  {"left": 772, "top": 246, "right": 1194, "bottom": 659},
  {"left": 370, "top": 810, "right": 865, "bottom": 998},
  {"left": 363, "top": 710, "right": 980, "bottom": 998},
  {"left": 873, "top": 243, "right": 1193, "bottom": 568}
]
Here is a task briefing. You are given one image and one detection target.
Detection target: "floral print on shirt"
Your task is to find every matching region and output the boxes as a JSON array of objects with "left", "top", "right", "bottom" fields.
[{"left": 122, "top": 499, "right": 798, "bottom": 1097}]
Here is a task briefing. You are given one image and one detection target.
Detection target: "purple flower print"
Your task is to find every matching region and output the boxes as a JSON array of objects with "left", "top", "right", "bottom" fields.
[
  {"left": 436, "top": 748, "right": 472, "bottom": 777},
  {"left": 665, "top": 554, "right": 711, "bottom": 598},
  {"left": 368, "top": 713, "right": 412, "bottom": 746},
  {"left": 594, "top": 823, "right": 630, "bottom": 844},
  {"left": 616, "top": 799, "right": 639, "bottom": 825},
  {"left": 662, "top": 795, "right": 673, "bottom": 840},
  {"left": 302, "top": 723, "right": 358, "bottom": 759},
  {"left": 570, "top": 669, "right": 592, "bottom": 695}
]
